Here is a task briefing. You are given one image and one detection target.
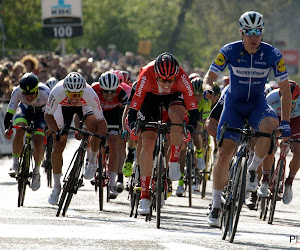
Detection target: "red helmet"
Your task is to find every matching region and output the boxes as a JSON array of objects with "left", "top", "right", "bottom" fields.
[
  {"left": 154, "top": 52, "right": 179, "bottom": 80},
  {"left": 290, "top": 80, "right": 300, "bottom": 101},
  {"left": 279, "top": 80, "right": 300, "bottom": 101},
  {"left": 121, "top": 70, "right": 131, "bottom": 83}
]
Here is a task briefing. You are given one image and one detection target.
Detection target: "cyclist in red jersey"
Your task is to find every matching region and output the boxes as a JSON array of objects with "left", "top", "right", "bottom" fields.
[
  {"left": 92, "top": 71, "right": 128, "bottom": 199},
  {"left": 127, "top": 52, "right": 199, "bottom": 215}
]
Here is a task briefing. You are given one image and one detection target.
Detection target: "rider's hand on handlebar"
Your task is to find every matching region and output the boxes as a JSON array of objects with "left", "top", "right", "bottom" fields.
[
  {"left": 4, "top": 129, "right": 12, "bottom": 140},
  {"left": 74, "top": 131, "right": 83, "bottom": 140},
  {"left": 203, "top": 89, "right": 214, "bottom": 100}
]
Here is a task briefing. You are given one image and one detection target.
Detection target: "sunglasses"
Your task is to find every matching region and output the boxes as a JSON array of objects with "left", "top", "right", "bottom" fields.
[
  {"left": 22, "top": 90, "right": 37, "bottom": 96},
  {"left": 157, "top": 77, "right": 176, "bottom": 83},
  {"left": 102, "top": 90, "right": 116, "bottom": 94},
  {"left": 243, "top": 28, "right": 262, "bottom": 36},
  {"left": 66, "top": 91, "right": 83, "bottom": 98}
]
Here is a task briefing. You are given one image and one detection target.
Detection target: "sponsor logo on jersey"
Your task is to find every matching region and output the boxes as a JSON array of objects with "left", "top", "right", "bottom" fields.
[
  {"left": 181, "top": 74, "right": 194, "bottom": 97},
  {"left": 232, "top": 66, "right": 269, "bottom": 78},
  {"left": 272, "top": 48, "right": 281, "bottom": 57},
  {"left": 136, "top": 76, "right": 146, "bottom": 98},
  {"left": 255, "top": 60, "right": 266, "bottom": 65},
  {"left": 214, "top": 53, "right": 226, "bottom": 66},
  {"left": 260, "top": 52, "right": 264, "bottom": 60},
  {"left": 276, "top": 58, "right": 286, "bottom": 73}
]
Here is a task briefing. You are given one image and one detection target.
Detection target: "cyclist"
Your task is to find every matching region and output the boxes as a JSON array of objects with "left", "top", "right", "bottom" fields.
[
  {"left": 203, "top": 11, "right": 291, "bottom": 227},
  {"left": 127, "top": 52, "right": 199, "bottom": 215},
  {"left": 4, "top": 73, "right": 50, "bottom": 191},
  {"left": 91, "top": 71, "right": 128, "bottom": 199},
  {"left": 45, "top": 77, "right": 58, "bottom": 90},
  {"left": 45, "top": 72, "right": 107, "bottom": 205},
  {"left": 260, "top": 80, "right": 300, "bottom": 203}
]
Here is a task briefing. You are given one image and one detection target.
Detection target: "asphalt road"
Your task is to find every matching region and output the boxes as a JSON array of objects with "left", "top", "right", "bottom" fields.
[{"left": 0, "top": 137, "right": 300, "bottom": 249}]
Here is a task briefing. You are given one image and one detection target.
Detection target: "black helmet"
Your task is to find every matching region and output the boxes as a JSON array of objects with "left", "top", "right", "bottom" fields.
[
  {"left": 154, "top": 52, "right": 179, "bottom": 80},
  {"left": 191, "top": 77, "right": 203, "bottom": 94},
  {"left": 19, "top": 73, "right": 39, "bottom": 94}
]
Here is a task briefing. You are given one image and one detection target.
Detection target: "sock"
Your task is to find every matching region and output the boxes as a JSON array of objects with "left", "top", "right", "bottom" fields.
[
  {"left": 212, "top": 189, "right": 223, "bottom": 209},
  {"left": 33, "top": 162, "right": 41, "bottom": 174},
  {"left": 196, "top": 149, "right": 203, "bottom": 158},
  {"left": 170, "top": 145, "right": 180, "bottom": 162},
  {"left": 117, "top": 173, "right": 123, "bottom": 183},
  {"left": 178, "top": 172, "right": 184, "bottom": 186},
  {"left": 127, "top": 147, "right": 136, "bottom": 162},
  {"left": 89, "top": 150, "right": 98, "bottom": 164},
  {"left": 248, "top": 154, "right": 264, "bottom": 171},
  {"left": 86, "top": 147, "right": 92, "bottom": 162},
  {"left": 12, "top": 153, "right": 20, "bottom": 165},
  {"left": 109, "top": 172, "right": 117, "bottom": 187},
  {"left": 53, "top": 173, "right": 62, "bottom": 190},
  {"left": 140, "top": 176, "right": 151, "bottom": 199},
  {"left": 285, "top": 172, "right": 296, "bottom": 186},
  {"left": 262, "top": 169, "right": 270, "bottom": 183}
]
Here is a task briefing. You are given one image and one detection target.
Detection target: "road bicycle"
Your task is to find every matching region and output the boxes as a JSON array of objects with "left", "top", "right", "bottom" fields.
[
  {"left": 184, "top": 137, "right": 195, "bottom": 207},
  {"left": 127, "top": 162, "right": 141, "bottom": 218},
  {"left": 8, "top": 121, "right": 44, "bottom": 207},
  {"left": 42, "top": 132, "right": 53, "bottom": 187},
  {"left": 56, "top": 125, "right": 104, "bottom": 217},
  {"left": 260, "top": 138, "right": 300, "bottom": 224},
  {"left": 135, "top": 119, "right": 187, "bottom": 229},
  {"left": 219, "top": 122, "right": 275, "bottom": 243},
  {"left": 93, "top": 124, "right": 120, "bottom": 211}
]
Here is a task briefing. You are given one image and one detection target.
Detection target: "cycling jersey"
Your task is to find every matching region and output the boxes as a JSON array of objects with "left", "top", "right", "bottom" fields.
[
  {"left": 91, "top": 83, "right": 128, "bottom": 111},
  {"left": 267, "top": 89, "right": 300, "bottom": 118},
  {"left": 210, "top": 41, "right": 285, "bottom": 141},
  {"left": 130, "top": 60, "right": 198, "bottom": 111},
  {"left": 45, "top": 80, "right": 104, "bottom": 121},
  {"left": 197, "top": 98, "right": 211, "bottom": 121},
  {"left": 7, "top": 83, "right": 50, "bottom": 114}
]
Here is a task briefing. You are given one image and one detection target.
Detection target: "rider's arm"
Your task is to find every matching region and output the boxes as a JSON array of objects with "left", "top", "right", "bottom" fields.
[
  {"left": 203, "top": 70, "right": 218, "bottom": 93},
  {"left": 44, "top": 113, "right": 60, "bottom": 133},
  {"left": 277, "top": 79, "right": 291, "bottom": 122}
]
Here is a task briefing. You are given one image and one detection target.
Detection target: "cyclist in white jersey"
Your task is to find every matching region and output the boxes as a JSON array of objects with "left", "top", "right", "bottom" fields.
[
  {"left": 45, "top": 72, "right": 107, "bottom": 205},
  {"left": 4, "top": 73, "right": 50, "bottom": 191}
]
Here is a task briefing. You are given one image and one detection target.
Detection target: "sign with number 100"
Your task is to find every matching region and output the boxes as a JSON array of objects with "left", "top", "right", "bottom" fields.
[{"left": 53, "top": 26, "right": 73, "bottom": 38}]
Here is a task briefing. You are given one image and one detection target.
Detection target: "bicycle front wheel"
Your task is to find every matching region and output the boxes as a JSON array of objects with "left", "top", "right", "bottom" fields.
[
  {"left": 18, "top": 144, "right": 31, "bottom": 207},
  {"left": 186, "top": 149, "right": 192, "bottom": 207},
  {"left": 268, "top": 158, "right": 284, "bottom": 224},
  {"left": 45, "top": 135, "right": 53, "bottom": 188},
  {"left": 228, "top": 156, "right": 247, "bottom": 243},
  {"left": 156, "top": 152, "right": 163, "bottom": 229},
  {"left": 97, "top": 153, "right": 104, "bottom": 211}
]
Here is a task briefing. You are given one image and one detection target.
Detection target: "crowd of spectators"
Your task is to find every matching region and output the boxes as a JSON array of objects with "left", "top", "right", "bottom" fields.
[{"left": 0, "top": 44, "right": 209, "bottom": 103}]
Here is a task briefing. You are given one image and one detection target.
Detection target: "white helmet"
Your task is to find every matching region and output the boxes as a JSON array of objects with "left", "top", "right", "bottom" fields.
[
  {"left": 239, "top": 11, "right": 264, "bottom": 31},
  {"left": 46, "top": 77, "right": 58, "bottom": 90},
  {"left": 99, "top": 72, "right": 119, "bottom": 90},
  {"left": 63, "top": 72, "right": 86, "bottom": 92}
]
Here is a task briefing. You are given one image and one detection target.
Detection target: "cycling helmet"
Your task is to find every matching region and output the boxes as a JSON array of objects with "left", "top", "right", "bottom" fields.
[
  {"left": 19, "top": 72, "right": 39, "bottom": 94},
  {"left": 239, "top": 11, "right": 264, "bottom": 32},
  {"left": 188, "top": 72, "right": 200, "bottom": 81},
  {"left": 191, "top": 77, "right": 203, "bottom": 95},
  {"left": 99, "top": 72, "right": 119, "bottom": 90},
  {"left": 154, "top": 52, "right": 179, "bottom": 80},
  {"left": 111, "top": 69, "right": 123, "bottom": 84},
  {"left": 63, "top": 72, "right": 86, "bottom": 92},
  {"left": 278, "top": 80, "right": 300, "bottom": 101},
  {"left": 264, "top": 83, "right": 278, "bottom": 96},
  {"left": 290, "top": 80, "right": 300, "bottom": 101},
  {"left": 213, "top": 83, "right": 221, "bottom": 96},
  {"left": 121, "top": 70, "right": 131, "bottom": 83},
  {"left": 46, "top": 77, "right": 58, "bottom": 90}
]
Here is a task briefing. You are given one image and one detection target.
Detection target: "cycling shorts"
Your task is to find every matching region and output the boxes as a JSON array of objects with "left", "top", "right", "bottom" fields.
[
  {"left": 14, "top": 103, "right": 46, "bottom": 136},
  {"left": 217, "top": 98, "right": 278, "bottom": 143}
]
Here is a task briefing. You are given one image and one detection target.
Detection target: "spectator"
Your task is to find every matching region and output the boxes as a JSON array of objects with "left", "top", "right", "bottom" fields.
[{"left": 20, "top": 54, "right": 39, "bottom": 74}]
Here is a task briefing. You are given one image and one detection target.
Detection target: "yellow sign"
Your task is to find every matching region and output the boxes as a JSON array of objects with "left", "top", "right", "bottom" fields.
[
  {"left": 214, "top": 53, "right": 226, "bottom": 66},
  {"left": 277, "top": 58, "right": 286, "bottom": 72},
  {"left": 138, "top": 40, "right": 151, "bottom": 56}
]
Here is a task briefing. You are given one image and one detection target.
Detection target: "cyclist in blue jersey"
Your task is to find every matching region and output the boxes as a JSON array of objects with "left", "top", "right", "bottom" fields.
[{"left": 203, "top": 11, "right": 291, "bottom": 227}]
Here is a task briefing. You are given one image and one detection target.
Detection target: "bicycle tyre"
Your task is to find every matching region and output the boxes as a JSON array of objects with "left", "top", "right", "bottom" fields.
[
  {"left": 268, "top": 158, "right": 284, "bottom": 225},
  {"left": 18, "top": 144, "right": 30, "bottom": 207},
  {"left": 186, "top": 149, "right": 192, "bottom": 207},
  {"left": 202, "top": 146, "right": 210, "bottom": 199},
  {"left": 98, "top": 153, "right": 104, "bottom": 211},
  {"left": 57, "top": 150, "right": 82, "bottom": 217},
  {"left": 45, "top": 135, "right": 53, "bottom": 188},
  {"left": 156, "top": 151, "right": 163, "bottom": 229},
  {"left": 228, "top": 156, "right": 247, "bottom": 243}
]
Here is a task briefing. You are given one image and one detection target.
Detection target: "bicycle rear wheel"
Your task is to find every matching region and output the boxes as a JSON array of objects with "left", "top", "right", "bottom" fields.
[
  {"left": 268, "top": 158, "right": 284, "bottom": 224},
  {"left": 18, "top": 144, "right": 31, "bottom": 207},
  {"left": 156, "top": 152, "right": 163, "bottom": 229},
  {"left": 228, "top": 156, "right": 247, "bottom": 243}
]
